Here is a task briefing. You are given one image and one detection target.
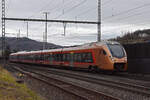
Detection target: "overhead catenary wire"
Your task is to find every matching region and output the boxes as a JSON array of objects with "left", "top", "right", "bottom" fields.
[
  {"left": 75, "top": 7, "right": 96, "bottom": 17},
  {"left": 73, "top": 0, "right": 113, "bottom": 20},
  {"left": 45, "top": 0, "right": 75, "bottom": 17},
  {"left": 6, "top": 0, "right": 11, "bottom": 16},
  {"left": 103, "top": 2, "right": 150, "bottom": 20},
  {"left": 28, "top": 0, "right": 54, "bottom": 18},
  {"left": 102, "top": 0, "right": 112, "bottom": 6},
  {"left": 53, "top": 0, "right": 88, "bottom": 19},
  {"left": 75, "top": 0, "right": 112, "bottom": 18},
  {"left": 103, "top": 9, "right": 150, "bottom": 24},
  {"left": 34, "top": 0, "right": 79, "bottom": 28},
  {"left": 102, "top": 18, "right": 150, "bottom": 34}
]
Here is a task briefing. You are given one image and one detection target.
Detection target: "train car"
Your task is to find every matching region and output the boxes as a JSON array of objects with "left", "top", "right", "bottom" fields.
[{"left": 9, "top": 41, "right": 127, "bottom": 72}]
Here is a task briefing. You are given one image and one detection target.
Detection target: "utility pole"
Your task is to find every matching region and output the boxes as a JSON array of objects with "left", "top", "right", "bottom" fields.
[
  {"left": 2, "top": 0, "right": 5, "bottom": 64},
  {"left": 43, "top": 32, "right": 45, "bottom": 50},
  {"left": 97, "top": 0, "right": 101, "bottom": 42},
  {"left": 16, "top": 29, "right": 20, "bottom": 51},
  {"left": 63, "top": 22, "right": 67, "bottom": 36},
  {"left": 43, "top": 12, "right": 49, "bottom": 50},
  {"left": 18, "top": 29, "right": 20, "bottom": 38},
  {"left": 26, "top": 22, "right": 28, "bottom": 38}
]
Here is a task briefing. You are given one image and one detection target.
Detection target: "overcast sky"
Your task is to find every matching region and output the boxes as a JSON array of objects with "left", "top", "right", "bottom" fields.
[{"left": 1, "top": 0, "right": 150, "bottom": 46}]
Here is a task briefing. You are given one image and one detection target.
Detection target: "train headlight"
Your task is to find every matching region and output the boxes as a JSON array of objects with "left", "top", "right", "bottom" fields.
[
  {"left": 109, "top": 56, "right": 114, "bottom": 62},
  {"left": 125, "top": 57, "right": 127, "bottom": 61}
]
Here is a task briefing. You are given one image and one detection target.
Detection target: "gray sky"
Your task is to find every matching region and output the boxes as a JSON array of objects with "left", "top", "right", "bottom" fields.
[{"left": 2, "top": 0, "right": 150, "bottom": 46}]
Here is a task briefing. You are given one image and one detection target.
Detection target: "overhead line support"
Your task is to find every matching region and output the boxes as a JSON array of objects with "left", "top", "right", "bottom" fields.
[
  {"left": 97, "top": 0, "right": 101, "bottom": 42},
  {"left": 43, "top": 12, "right": 49, "bottom": 50},
  {"left": 2, "top": 0, "right": 6, "bottom": 65},
  {"left": 3, "top": 18, "right": 98, "bottom": 24},
  {"left": 26, "top": 22, "right": 28, "bottom": 38}
]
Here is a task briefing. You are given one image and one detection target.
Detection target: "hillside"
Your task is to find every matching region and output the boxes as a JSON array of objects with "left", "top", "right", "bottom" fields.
[
  {"left": 0, "top": 37, "right": 62, "bottom": 52},
  {"left": 111, "top": 29, "right": 150, "bottom": 44}
]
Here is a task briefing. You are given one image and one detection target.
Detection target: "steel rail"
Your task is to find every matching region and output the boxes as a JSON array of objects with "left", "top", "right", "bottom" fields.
[
  {"left": 12, "top": 63, "right": 150, "bottom": 97},
  {"left": 11, "top": 65, "right": 120, "bottom": 100}
]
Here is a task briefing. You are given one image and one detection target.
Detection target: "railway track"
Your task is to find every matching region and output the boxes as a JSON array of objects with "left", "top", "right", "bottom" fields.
[
  {"left": 8, "top": 63, "right": 150, "bottom": 100},
  {"left": 9, "top": 64, "right": 120, "bottom": 100}
]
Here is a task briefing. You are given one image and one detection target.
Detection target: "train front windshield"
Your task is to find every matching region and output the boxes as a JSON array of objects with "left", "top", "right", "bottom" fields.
[{"left": 108, "top": 44, "right": 125, "bottom": 58}]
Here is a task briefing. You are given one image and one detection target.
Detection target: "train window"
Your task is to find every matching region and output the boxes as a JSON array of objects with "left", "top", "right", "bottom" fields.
[
  {"left": 73, "top": 53, "right": 78, "bottom": 62},
  {"left": 38, "top": 55, "right": 40, "bottom": 60},
  {"left": 32, "top": 55, "right": 35, "bottom": 61},
  {"left": 82, "top": 53, "right": 87, "bottom": 62},
  {"left": 59, "top": 54, "right": 61, "bottom": 61},
  {"left": 48, "top": 54, "right": 51, "bottom": 60},
  {"left": 47, "top": 54, "right": 51, "bottom": 60},
  {"left": 18, "top": 56, "right": 20, "bottom": 60},
  {"left": 26, "top": 55, "right": 28, "bottom": 60},
  {"left": 34, "top": 55, "right": 38, "bottom": 60},
  {"left": 31, "top": 55, "right": 34, "bottom": 60},
  {"left": 81, "top": 52, "right": 93, "bottom": 63},
  {"left": 44, "top": 54, "right": 48, "bottom": 60},
  {"left": 55, "top": 54, "right": 58, "bottom": 61},
  {"left": 26, "top": 55, "right": 29, "bottom": 60},
  {"left": 65, "top": 54, "right": 68, "bottom": 62},
  {"left": 57, "top": 54, "right": 59, "bottom": 61},
  {"left": 103, "top": 50, "right": 107, "bottom": 55},
  {"left": 108, "top": 44, "right": 125, "bottom": 58},
  {"left": 39, "top": 54, "right": 44, "bottom": 60},
  {"left": 53, "top": 54, "right": 63, "bottom": 62},
  {"left": 31, "top": 55, "right": 33, "bottom": 60},
  {"left": 21, "top": 55, "right": 24, "bottom": 60},
  {"left": 13, "top": 56, "right": 15, "bottom": 60},
  {"left": 66, "top": 54, "right": 70, "bottom": 62},
  {"left": 63, "top": 54, "right": 66, "bottom": 61},
  {"left": 82, "top": 53, "right": 86, "bottom": 62},
  {"left": 86, "top": 53, "right": 93, "bottom": 63},
  {"left": 63, "top": 53, "right": 69, "bottom": 62},
  {"left": 53, "top": 54, "right": 59, "bottom": 61},
  {"left": 23, "top": 55, "right": 26, "bottom": 60},
  {"left": 53, "top": 54, "right": 56, "bottom": 61},
  {"left": 28, "top": 55, "right": 31, "bottom": 60},
  {"left": 59, "top": 54, "right": 62, "bottom": 61},
  {"left": 49, "top": 54, "right": 52, "bottom": 61},
  {"left": 28, "top": 55, "right": 30, "bottom": 60},
  {"left": 57, "top": 54, "right": 60, "bottom": 61},
  {"left": 77, "top": 53, "right": 82, "bottom": 62}
]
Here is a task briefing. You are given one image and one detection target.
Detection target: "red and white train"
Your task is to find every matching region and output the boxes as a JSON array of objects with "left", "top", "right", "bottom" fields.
[{"left": 9, "top": 41, "right": 127, "bottom": 72}]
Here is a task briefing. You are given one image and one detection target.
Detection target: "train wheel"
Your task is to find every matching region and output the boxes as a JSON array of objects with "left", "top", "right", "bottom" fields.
[
  {"left": 88, "top": 66, "right": 92, "bottom": 72},
  {"left": 88, "top": 66, "right": 99, "bottom": 73},
  {"left": 93, "top": 66, "right": 99, "bottom": 73}
]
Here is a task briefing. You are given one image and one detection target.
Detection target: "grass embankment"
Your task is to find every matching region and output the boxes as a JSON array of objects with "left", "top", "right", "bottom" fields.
[{"left": 0, "top": 67, "right": 42, "bottom": 100}]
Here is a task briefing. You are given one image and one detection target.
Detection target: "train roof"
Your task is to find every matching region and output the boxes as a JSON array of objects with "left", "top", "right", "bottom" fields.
[{"left": 10, "top": 41, "right": 120, "bottom": 55}]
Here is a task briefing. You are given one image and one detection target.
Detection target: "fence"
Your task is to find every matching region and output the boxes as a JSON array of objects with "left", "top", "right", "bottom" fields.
[{"left": 123, "top": 43, "right": 150, "bottom": 74}]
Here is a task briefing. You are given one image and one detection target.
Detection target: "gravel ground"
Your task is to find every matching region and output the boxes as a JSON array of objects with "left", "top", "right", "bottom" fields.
[
  {"left": 24, "top": 75, "right": 87, "bottom": 100},
  {"left": 6, "top": 64, "right": 87, "bottom": 100},
  {"left": 39, "top": 71, "right": 150, "bottom": 100},
  {"left": 5, "top": 64, "right": 150, "bottom": 100}
]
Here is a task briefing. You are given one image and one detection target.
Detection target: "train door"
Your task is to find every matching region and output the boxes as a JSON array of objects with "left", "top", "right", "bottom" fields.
[
  {"left": 49, "top": 53, "right": 53, "bottom": 65},
  {"left": 70, "top": 52, "right": 74, "bottom": 67},
  {"left": 99, "top": 49, "right": 108, "bottom": 69}
]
